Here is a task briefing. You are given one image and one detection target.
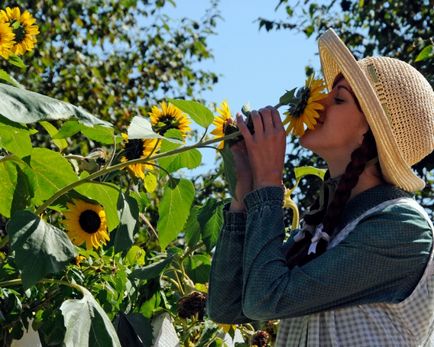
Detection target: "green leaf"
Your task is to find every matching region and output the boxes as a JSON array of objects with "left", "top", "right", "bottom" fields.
[
  {"left": 278, "top": 88, "right": 297, "bottom": 106},
  {"left": 0, "top": 157, "right": 35, "bottom": 218},
  {"left": 39, "top": 121, "right": 68, "bottom": 151},
  {"left": 7, "top": 210, "right": 76, "bottom": 289},
  {"left": 168, "top": 99, "right": 214, "bottom": 128},
  {"left": 113, "top": 193, "right": 139, "bottom": 253},
  {"left": 60, "top": 286, "right": 121, "bottom": 347},
  {"left": 127, "top": 116, "right": 182, "bottom": 144},
  {"left": 74, "top": 182, "right": 120, "bottom": 231},
  {"left": 0, "top": 83, "right": 111, "bottom": 127},
  {"left": 114, "top": 312, "right": 153, "bottom": 347},
  {"left": 0, "top": 69, "right": 22, "bottom": 88},
  {"left": 158, "top": 139, "right": 202, "bottom": 173},
  {"left": 130, "top": 256, "right": 174, "bottom": 280},
  {"left": 144, "top": 172, "right": 158, "bottom": 193},
  {"left": 198, "top": 198, "right": 224, "bottom": 252},
  {"left": 183, "top": 206, "right": 201, "bottom": 247},
  {"left": 52, "top": 120, "right": 82, "bottom": 139},
  {"left": 157, "top": 178, "right": 195, "bottom": 250},
  {"left": 415, "top": 45, "right": 434, "bottom": 62},
  {"left": 7, "top": 55, "right": 26, "bottom": 69},
  {"left": 0, "top": 120, "right": 32, "bottom": 157},
  {"left": 196, "top": 320, "right": 220, "bottom": 347},
  {"left": 125, "top": 245, "right": 145, "bottom": 266},
  {"left": 220, "top": 143, "right": 237, "bottom": 197},
  {"left": 30, "top": 148, "right": 78, "bottom": 204},
  {"left": 81, "top": 125, "right": 115, "bottom": 144},
  {"left": 183, "top": 254, "right": 211, "bottom": 284}
]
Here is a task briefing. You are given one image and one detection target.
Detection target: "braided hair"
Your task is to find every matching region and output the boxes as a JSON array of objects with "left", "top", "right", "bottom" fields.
[{"left": 285, "top": 82, "right": 381, "bottom": 270}]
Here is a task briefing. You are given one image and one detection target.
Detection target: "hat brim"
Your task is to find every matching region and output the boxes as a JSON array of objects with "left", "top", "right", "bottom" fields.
[{"left": 318, "top": 29, "right": 425, "bottom": 192}]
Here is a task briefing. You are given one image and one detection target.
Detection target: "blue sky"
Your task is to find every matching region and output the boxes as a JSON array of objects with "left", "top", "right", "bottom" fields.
[{"left": 162, "top": 1, "right": 321, "bottom": 175}]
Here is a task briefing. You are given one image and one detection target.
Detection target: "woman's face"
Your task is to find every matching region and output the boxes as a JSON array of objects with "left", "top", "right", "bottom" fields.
[{"left": 300, "top": 77, "right": 369, "bottom": 163}]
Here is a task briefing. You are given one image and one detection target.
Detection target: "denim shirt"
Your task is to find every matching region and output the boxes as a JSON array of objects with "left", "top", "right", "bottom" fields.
[{"left": 207, "top": 184, "right": 433, "bottom": 323}]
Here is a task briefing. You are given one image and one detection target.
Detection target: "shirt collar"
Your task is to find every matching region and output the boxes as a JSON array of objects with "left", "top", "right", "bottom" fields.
[{"left": 338, "top": 184, "right": 413, "bottom": 228}]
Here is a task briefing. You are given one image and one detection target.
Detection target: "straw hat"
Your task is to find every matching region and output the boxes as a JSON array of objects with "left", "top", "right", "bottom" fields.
[{"left": 318, "top": 28, "right": 434, "bottom": 192}]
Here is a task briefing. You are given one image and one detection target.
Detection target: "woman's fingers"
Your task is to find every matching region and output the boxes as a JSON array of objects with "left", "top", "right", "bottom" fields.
[
  {"left": 236, "top": 114, "right": 253, "bottom": 145},
  {"left": 250, "top": 110, "right": 264, "bottom": 137},
  {"left": 259, "top": 107, "right": 274, "bottom": 135},
  {"left": 267, "top": 106, "right": 283, "bottom": 129}
]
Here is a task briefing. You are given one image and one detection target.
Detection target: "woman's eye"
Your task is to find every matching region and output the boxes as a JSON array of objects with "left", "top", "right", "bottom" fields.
[{"left": 334, "top": 97, "right": 344, "bottom": 104}]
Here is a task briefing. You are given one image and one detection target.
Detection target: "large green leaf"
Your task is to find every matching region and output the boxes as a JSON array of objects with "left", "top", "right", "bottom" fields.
[
  {"left": 81, "top": 125, "right": 115, "bottom": 144},
  {"left": 30, "top": 148, "right": 78, "bottom": 205},
  {"left": 220, "top": 143, "right": 237, "bottom": 197},
  {"left": 0, "top": 156, "right": 35, "bottom": 218},
  {"left": 183, "top": 254, "right": 211, "bottom": 284},
  {"left": 53, "top": 120, "right": 82, "bottom": 139},
  {"left": 158, "top": 138, "right": 202, "bottom": 173},
  {"left": 127, "top": 116, "right": 182, "bottom": 143},
  {"left": 7, "top": 210, "right": 76, "bottom": 289},
  {"left": 60, "top": 286, "right": 121, "bottom": 347},
  {"left": 53, "top": 120, "right": 115, "bottom": 144},
  {"left": 74, "top": 182, "right": 120, "bottom": 231},
  {"left": 183, "top": 205, "right": 201, "bottom": 247},
  {"left": 157, "top": 178, "right": 195, "bottom": 250},
  {"left": 130, "top": 255, "right": 175, "bottom": 281},
  {"left": 0, "top": 117, "right": 32, "bottom": 157},
  {"left": 113, "top": 193, "right": 139, "bottom": 254},
  {"left": 198, "top": 198, "right": 224, "bottom": 252},
  {"left": 0, "top": 83, "right": 111, "bottom": 127},
  {"left": 114, "top": 312, "right": 153, "bottom": 347},
  {"left": 39, "top": 121, "right": 68, "bottom": 151},
  {"left": 168, "top": 99, "right": 214, "bottom": 128}
]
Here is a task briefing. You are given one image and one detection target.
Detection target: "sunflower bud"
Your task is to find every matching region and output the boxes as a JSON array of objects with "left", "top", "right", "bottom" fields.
[
  {"left": 224, "top": 113, "right": 255, "bottom": 147},
  {"left": 251, "top": 330, "right": 270, "bottom": 347},
  {"left": 177, "top": 291, "right": 207, "bottom": 320}
]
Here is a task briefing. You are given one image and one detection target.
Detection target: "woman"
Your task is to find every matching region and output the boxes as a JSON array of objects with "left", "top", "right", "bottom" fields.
[{"left": 207, "top": 29, "right": 434, "bottom": 346}]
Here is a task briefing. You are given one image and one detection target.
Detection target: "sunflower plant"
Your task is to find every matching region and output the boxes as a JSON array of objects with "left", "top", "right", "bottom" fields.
[{"left": 0, "top": 5, "right": 329, "bottom": 347}]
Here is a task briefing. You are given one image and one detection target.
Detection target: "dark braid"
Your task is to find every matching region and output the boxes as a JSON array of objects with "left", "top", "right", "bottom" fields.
[
  {"left": 322, "top": 130, "right": 378, "bottom": 235},
  {"left": 286, "top": 130, "right": 378, "bottom": 268}
]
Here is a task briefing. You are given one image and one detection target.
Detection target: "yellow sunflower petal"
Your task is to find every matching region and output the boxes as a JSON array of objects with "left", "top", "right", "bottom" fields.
[{"left": 0, "top": 22, "right": 15, "bottom": 59}]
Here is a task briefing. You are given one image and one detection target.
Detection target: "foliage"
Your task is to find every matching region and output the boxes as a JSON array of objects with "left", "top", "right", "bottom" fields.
[{"left": 0, "top": 0, "right": 220, "bottom": 127}]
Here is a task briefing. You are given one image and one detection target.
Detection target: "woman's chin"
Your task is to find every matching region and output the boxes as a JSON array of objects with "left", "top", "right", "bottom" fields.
[{"left": 300, "top": 127, "right": 322, "bottom": 153}]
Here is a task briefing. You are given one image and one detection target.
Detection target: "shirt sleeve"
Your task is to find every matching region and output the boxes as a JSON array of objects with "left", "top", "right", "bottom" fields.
[
  {"left": 241, "top": 187, "right": 433, "bottom": 321},
  {"left": 206, "top": 205, "right": 252, "bottom": 323}
]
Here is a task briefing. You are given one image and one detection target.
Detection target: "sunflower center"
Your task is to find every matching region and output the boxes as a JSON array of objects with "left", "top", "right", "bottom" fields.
[
  {"left": 154, "top": 115, "right": 180, "bottom": 135},
  {"left": 289, "top": 87, "right": 310, "bottom": 118},
  {"left": 11, "top": 21, "right": 25, "bottom": 43},
  {"left": 79, "top": 210, "right": 101, "bottom": 234},
  {"left": 124, "top": 139, "right": 145, "bottom": 160}
]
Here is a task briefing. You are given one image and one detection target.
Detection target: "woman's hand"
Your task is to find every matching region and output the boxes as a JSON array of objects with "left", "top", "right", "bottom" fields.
[
  {"left": 237, "top": 106, "right": 286, "bottom": 190},
  {"left": 229, "top": 139, "right": 253, "bottom": 212}
]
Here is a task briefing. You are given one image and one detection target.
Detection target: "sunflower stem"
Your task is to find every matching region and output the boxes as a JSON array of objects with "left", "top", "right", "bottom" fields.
[
  {"left": 34, "top": 132, "right": 242, "bottom": 215},
  {"left": 139, "top": 212, "right": 158, "bottom": 239}
]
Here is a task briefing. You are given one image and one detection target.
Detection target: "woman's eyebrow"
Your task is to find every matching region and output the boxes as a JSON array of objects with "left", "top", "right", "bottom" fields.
[{"left": 336, "top": 85, "right": 353, "bottom": 94}]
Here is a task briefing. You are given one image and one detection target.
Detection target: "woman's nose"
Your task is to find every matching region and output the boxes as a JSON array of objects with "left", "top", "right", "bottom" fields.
[{"left": 317, "top": 91, "right": 332, "bottom": 117}]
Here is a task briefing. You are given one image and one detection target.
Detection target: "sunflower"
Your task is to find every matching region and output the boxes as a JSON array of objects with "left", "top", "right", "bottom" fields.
[
  {"left": 0, "top": 7, "right": 39, "bottom": 56},
  {"left": 211, "top": 101, "right": 234, "bottom": 149},
  {"left": 282, "top": 75, "right": 327, "bottom": 137},
  {"left": 120, "top": 133, "right": 159, "bottom": 179},
  {"left": 64, "top": 200, "right": 109, "bottom": 250},
  {"left": 0, "top": 21, "right": 15, "bottom": 59},
  {"left": 149, "top": 101, "right": 191, "bottom": 139}
]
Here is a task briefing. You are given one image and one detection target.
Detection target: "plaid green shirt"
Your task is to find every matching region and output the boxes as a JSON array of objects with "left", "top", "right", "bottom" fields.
[{"left": 207, "top": 184, "right": 433, "bottom": 323}]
